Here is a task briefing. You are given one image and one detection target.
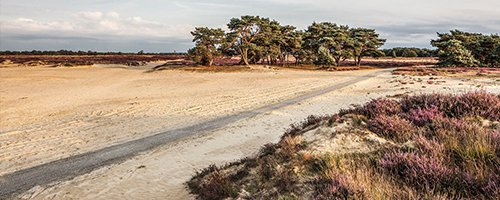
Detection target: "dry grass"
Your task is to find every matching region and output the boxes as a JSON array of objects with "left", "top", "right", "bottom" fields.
[
  {"left": 393, "top": 66, "right": 500, "bottom": 78},
  {"left": 187, "top": 92, "right": 499, "bottom": 200}
]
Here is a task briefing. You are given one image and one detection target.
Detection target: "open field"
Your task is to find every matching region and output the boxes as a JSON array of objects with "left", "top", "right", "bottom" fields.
[
  {"left": 393, "top": 66, "right": 500, "bottom": 78},
  {"left": 1, "top": 64, "right": 380, "bottom": 177},
  {"left": 0, "top": 60, "right": 497, "bottom": 199},
  {"left": 0, "top": 55, "right": 187, "bottom": 67},
  {"left": 1, "top": 54, "right": 436, "bottom": 69}
]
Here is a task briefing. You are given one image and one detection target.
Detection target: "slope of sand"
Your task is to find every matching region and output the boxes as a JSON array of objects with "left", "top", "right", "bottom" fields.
[
  {"left": 0, "top": 66, "right": 381, "bottom": 177},
  {"left": 12, "top": 68, "right": 499, "bottom": 199}
]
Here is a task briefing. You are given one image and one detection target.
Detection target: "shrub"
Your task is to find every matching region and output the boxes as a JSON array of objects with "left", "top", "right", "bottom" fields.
[
  {"left": 453, "top": 91, "right": 500, "bottom": 120},
  {"left": 401, "top": 92, "right": 500, "bottom": 120},
  {"left": 190, "top": 165, "right": 239, "bottom": 200},
  {"left": 379, "top": 151, "right": 454, "bottom": 191},
  {"left": 278, "top": 135, "right": 303, "bottom": 160},
  {"left": 368, "top": 115, "right": 415, "bottom": 142},
  {"left": 406, "top": 106, "right": 444, "bottom": 127},
  {"left": 351, "top": 98, "right": 402, "bottom": 118},
  {"left": 400, "top": 93, "right": 453, "bottom": 115},
  {"left": 414, "top": 135, "right": 444, "bottom": 157},
  {"left": 313, "top": 174, "right": 365, "bottom": 200},
  {"left": 275, "top": 167, "right": 299, "bottom": 193},
  {"left": 283, "top": 115, "right": 327, "bottom": 138},
  {"left": 189, "top": 92, "right": 499, "bottom": 200}
]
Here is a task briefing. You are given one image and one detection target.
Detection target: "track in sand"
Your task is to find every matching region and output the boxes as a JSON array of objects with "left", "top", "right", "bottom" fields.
[{"left": 0, "top": 69, "right": 388, "bottom": 199}]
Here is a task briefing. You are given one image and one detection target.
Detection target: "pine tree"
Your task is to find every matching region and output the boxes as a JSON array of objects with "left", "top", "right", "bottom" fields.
[{"left": 435, "top": 39, "right": 479, "bottom": 67}]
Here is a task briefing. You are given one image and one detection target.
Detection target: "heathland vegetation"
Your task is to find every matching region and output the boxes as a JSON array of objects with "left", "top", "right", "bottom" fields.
[
  {"left": 188, "top": 16, "right": 386, "bottom": 67},
  {"left": 188, "top": 92, "right": 499, "bottom": 199}
]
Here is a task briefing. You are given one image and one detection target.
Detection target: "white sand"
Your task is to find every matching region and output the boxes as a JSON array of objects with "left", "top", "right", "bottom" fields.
[
  {"left": 1, "top": 66, "right": 497, "bottom": 199},
  {"left": 1, "top": 66, "right": 376, "bottom": 176}
]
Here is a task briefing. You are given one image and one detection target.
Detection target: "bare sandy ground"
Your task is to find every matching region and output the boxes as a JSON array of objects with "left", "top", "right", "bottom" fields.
[
  {"left": 1, "top": 65, "right": 498, "bottom": 199},
  {"left": 0, "top": 66, "right": 376, "bottom": 177}
]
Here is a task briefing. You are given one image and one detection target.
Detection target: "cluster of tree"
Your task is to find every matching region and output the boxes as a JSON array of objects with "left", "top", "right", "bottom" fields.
[
  {"left": 188, "top": 15, "right": 386, "bottom": 66},
  {"left": 0, "top": 50, "right": 185, "bottom": 55},
  {"left": 381, "top": 47, "right": 437, "bottom": 58},
  {"left": 431, "top": 30, "right": 500, "bottom": 67}
]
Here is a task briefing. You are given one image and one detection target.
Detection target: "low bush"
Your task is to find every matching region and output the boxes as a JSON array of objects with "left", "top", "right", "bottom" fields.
[
  {"left": 379, "top": 151, "right": 454, "bottom": 191},
  {"left": 188, "top": 92, "right": 499, "bottom": 200},
  {"left": 406, "top": 106, "right": 444, "bottom": 127},
  {"left": 313, "top": 173, "right": 365, "bottom": 200},
  {"left": 347, "top": 98, "right": 401, "bottom": 118},
  {"left": 368, "top": 115, "right": 415, "bottom": 142}
]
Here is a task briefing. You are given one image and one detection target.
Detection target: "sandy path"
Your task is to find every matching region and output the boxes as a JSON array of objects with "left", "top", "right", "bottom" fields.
[
  {"left": 0, "top": 68, "right": 387, "bottom": 198},
  {"left": 0, "top": 67, "right": 379, "bottom": 176},
  {"left": 14, "top": 70, "right": 497, "bottom": 200}
]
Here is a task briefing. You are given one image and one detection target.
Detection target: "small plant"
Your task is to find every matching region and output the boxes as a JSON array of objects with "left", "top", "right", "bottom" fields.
[
  {"left": 379, "top": 151, "right": 454, "bottom": 191},
  {"left": 406, "top": 106, "right": 444, "bottom": 127},
  {"left": 313, "top": 173, "right": 365, "bottom": 200},
  {"left": 283, "top": 115, "right": 330, "bottom": 138},
  {"left": 368, "top": 115, "right": 415, "bottom": 142},
  {"left": 189, "top": 165, "right": 239, "bottom": 200},
  {"left": 350, "top": 98, "right": 402, "bottom": 118}
]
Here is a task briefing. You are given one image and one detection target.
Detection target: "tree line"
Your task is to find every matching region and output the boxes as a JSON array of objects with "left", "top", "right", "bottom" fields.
[
  {"left": 381, "top": 48, "right": 437, "bottom": 58},
  {"left": 188, "top": 15, "right": 386, "bottom": 66},
  {"left": 431, "top": 30, "right": 500, "bottom": 67}
]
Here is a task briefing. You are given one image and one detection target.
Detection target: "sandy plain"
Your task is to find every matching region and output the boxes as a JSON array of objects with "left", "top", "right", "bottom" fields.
[{"left": 0, "top": 64, "right": 498, "bottom": 199}]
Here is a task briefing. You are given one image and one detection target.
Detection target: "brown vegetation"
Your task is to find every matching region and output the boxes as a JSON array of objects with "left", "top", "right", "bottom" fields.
[
  {"left": 393, "top": 66, "right": 500, "bottom": 78},
  {"left": 188, "top": 92, "right": 499, "bottom": 200},
  {"left": 0, "top": 54, "right": 187, "bottom": 66}
]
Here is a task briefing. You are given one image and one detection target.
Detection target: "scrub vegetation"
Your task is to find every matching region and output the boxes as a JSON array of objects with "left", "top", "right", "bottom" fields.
[{"left": 188, "top": 91, "right": 499, "bottom": 200}]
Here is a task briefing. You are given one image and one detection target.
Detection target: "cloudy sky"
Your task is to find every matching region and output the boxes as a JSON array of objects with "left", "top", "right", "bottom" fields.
[{"left": 1, "top": 0, "right": 499, "bottom": 52}]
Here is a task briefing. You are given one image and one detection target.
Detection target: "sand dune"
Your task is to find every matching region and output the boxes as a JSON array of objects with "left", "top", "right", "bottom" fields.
[
  {"left": 1, "top": 66, "right": 498, "bottom": 199},
  {"left": 0, "top": 66, "right": 371, "bottom": 176},
  {"left": 14, "top": 68, "right": 497, "bottom": 200}
]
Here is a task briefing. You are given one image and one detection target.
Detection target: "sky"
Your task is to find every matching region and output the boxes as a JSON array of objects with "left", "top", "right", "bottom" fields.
[{"left": 0, "top": 0, "right": 499, "bottom": 52}]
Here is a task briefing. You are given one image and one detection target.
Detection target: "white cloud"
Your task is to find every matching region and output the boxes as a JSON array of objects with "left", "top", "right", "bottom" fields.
[
  {"left": 1, "top": 0, "right": 499, "bottom": 51},
  {"left": 77, "top": 11, "right": 103, "bottom": 20},
  {"left": 1, "top": 11, "right": 194, "bottom": 39},
  {"left": 106, "top": 11, "right": 120, "bottom": 19},
  {"left": 6, "top": 18, "right": 75, "bottom": 32}
]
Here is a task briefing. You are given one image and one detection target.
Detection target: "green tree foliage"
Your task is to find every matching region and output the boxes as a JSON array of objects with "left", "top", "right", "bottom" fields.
[
  {"left": 350, "top": 28, "right": 386, "bottom": 66},
  {"left": 431, "top": 30, "right": 500, "bottom": 67},
  {"left": 401, "top": 48, "right": 418, "bottom": 57},
  {"left": 227, "top": 16, "right": 269, "bottom": 65},
  {"left": 490, "top": 45, "right": 500, "bottom": 66},
  {"left": 303, "top": 22, "right": 353, "bottom": 66},
  {"left": 382, "top": 48, "right": 437, "bottom": 58},
  {"left": 190, "top": 16, "right": 387, "bottom": 66},
  {"left": 433, "top": 39, "right": 479, "bottom": 67},
  {"left": 188, "top": 27, "right": 225, "bottom": 66}
]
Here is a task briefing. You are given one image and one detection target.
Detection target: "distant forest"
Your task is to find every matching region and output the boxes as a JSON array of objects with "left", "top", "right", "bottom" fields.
[
  {"left": 381, "top": 48, "right": 438, "bottom": 58},
  {"left": 0, "top": 48, "right": 437, "bottom": 58}
]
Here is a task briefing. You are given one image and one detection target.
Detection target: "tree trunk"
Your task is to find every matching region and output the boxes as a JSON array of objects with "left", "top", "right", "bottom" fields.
[
  {"left": 356, "top": 55, "right": 362, "bottom": 66},
  {"left": 284, "top": 54, "right": 288, "bottom": 66},
  {"left": 241, "top": 48, "right": 250, "bottom": 66},
  {"left": 334, "top": 56, "right": 340, "bottom": 66}
]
